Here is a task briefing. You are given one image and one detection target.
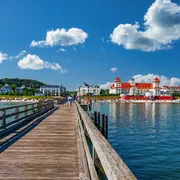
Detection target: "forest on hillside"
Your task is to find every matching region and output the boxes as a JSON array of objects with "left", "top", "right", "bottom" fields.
[{"left": 0, "top": 78, "right": 46, "bottom": 88}]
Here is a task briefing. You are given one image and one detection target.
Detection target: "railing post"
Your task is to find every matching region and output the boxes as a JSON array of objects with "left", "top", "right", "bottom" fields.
[
  {"left": 15, "top": 107, "right": 19, "bottom": 120},
  {"left": 38, "top": 102, "right": 41, "bottom": 113},
  {"left": 25, "top": 105, "right": 28, "bottom": 117},
  {"left": 89, "top": 104, "right": 91, "bottom": 111},
  {"left": 44, "top": 102, "right": 47, "bottom": 111},
  {"left": 97, "top": 112, "right": 100, "bottom": 130},
  {"left": 105, "top": 116, "right": 108, "bottom": 139},
  {"left": 44, "top": 102, "right": 46, "bottom": 110},
  {"left": 32, "top": 104, "right": 35, "bottom": 113},
  {"left": 101, "top": 114, "right": 105, "bottom": 136},
  {"left": 94, "top": 111, "right": 97, "bottom": 126},
  {"left": 2, "top": 109, "right": 6, "bottom": 126},
  {"left": 93, "top": 147, "right": 99, "bottom": 164}
]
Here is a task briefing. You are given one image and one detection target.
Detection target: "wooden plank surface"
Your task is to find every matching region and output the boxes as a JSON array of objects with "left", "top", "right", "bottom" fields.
[{"left": 0, "top": 103, "right": 80, "bottom": 180}]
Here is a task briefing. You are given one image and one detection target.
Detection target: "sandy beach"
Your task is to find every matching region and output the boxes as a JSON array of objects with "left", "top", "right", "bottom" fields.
[{"left": 0, "top": 98, "right": 39, "bottom": 103}]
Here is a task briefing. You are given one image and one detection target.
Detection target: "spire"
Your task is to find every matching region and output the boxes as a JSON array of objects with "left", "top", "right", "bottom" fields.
[
  {"left": 115, "top": 77, "right": 121, "bottom": 82},
  {"left": 154, "top": 77, "right": 160, "bottom": 83}
]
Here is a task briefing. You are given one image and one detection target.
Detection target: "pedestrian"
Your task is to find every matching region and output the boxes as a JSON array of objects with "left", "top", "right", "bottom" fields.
[
  {"left": 85, "top": 97, "right": 89, "bottom": 105},
  {"left": 68, "top": 96, "right": 73, "bottom": 106}
]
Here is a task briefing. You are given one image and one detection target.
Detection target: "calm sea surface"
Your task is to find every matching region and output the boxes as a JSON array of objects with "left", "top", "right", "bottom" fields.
[
  {"left": 91, "top": 102, "right": 180, "bottom": 180},
  {"left": 0, "top": 102, "right": 23, "bottom": 109}
]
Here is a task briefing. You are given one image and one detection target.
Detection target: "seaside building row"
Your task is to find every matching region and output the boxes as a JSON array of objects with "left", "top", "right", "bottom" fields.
[
  {"left": 0, "top": 84, "right": 66, "bottom": 96},
  {"left": 109, "top": 77, "right": 180, "bottom": 96},
  {"left": 77, "top": 77, "right": 180, "bottom": 98}
]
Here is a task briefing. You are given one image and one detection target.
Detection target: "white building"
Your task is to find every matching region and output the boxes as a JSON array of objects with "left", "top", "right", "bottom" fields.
[
  {"left": 109, "top": 77, "right": 161, "bottom": 96},
  {"left": 0, "top": 84, "right": 12, "bottom": 94},
  {"left": 78, "top": 83, "right": 100, "bottom": 96},
  {"left": 163, "top": 86, "right": 180, "bottom": 94},
  {"left": 15, "top": 85, "right": 26, "bottom": 94},
  {"left": 40, "top": 85, "right": 66, "bottom": 96}
]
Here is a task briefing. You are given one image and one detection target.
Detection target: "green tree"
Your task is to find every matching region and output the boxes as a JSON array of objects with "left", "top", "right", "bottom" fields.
[
  {"left": 86, "top": 93, "right": 93, "bottom": 96},
  {"left": 73, "top": 91, "right": 77, "bottom": 97},
  {"left": 23, "top": 88, "right": 29, "bottom": 96},
  {"left": 3, "top": 78, "right": 9, "bottom": 84},
  {"left": 0, "top": 78, "right": 46, "bottom": 88},
  {"left": 172, "top": 92, "right": 180, "bottom": 97},
  {"left": 100, "top": 89, "right": 105, "bottom": 95},
  {"left": 10, "top": 84, "right": 17, "bottom": 92},
  {"left": 105, "top": 89, "right": 109, "bottom": 94}
]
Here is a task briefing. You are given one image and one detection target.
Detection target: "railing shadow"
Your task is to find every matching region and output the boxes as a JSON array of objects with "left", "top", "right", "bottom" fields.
[{"left": 0, "top": 107, "right": 59, "bottom": 153}]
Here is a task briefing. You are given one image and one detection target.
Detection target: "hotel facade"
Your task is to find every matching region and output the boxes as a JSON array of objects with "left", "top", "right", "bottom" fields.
[
  {"left": 78, "top": 83, "right": 100, "bottom": 96},
  {"left": 109, "top": 77, "right": 180, "bottom": 96},
  {"left": 40, "top": 85, "right": 66, "bottom": 96}
]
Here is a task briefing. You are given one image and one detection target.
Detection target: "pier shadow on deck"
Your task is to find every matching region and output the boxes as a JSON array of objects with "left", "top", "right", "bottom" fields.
[{"left": 0, "top": 106, "right": 59, "bottom": 153}]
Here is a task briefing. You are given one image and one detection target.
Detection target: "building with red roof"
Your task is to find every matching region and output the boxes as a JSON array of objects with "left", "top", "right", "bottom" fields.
[{"left": 109, "top": 77, "right": 161, "bottom": 96}]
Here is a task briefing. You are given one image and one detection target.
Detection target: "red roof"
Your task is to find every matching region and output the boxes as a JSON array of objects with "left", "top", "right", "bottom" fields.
[
  {"left": 121, "top": 83, "right": 131, "bottom": 89},
  {"left": 136, "top": 83, "right": 152, "bottom": 89},
  {"left": 168, "top": 86, "right": 180, "bottom": 89},
  {"left": 110, "top": 82, "right": 154, "bottom": 89},
  {"left": 154, "top": 77, "right": 160, "bottom": 82},
  {"left": 115, "top": 77, "right": 121, "bottom": 82}
]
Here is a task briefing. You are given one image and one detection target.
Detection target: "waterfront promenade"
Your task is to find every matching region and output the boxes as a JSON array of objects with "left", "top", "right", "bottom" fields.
[
  {"left": 0, "top": 103, "right": 80, "bottom": 179},
  {"left": 0, "top": 101, "right": 136, "bottom": 180}
]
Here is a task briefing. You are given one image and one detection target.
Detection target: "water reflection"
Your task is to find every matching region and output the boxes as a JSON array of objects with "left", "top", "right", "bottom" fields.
[{"left": 91, "top": 102, "right": 180, "bottom": 180}]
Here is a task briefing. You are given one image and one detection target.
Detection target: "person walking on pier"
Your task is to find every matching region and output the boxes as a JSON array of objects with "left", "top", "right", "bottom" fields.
[{"left": 68, "top": 96, "right": 73, "bottom": 106}]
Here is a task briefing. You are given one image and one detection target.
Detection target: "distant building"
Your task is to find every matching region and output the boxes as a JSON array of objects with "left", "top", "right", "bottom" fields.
[
  {"left": 15, "top": 85, "right": 26, "bottom": 94},
  {"left": 78, "top": 83, "right": 100, "bottom": 96},
  {"left": 40, "top": 85, "right": 66, "bottom": 96},
  {"left": 109, "top": 77, "right": 162, "bottom": 96},
  {"left": 163, "top": 86, "right": 180, "bottom": 94},
  {"left": 0, "top": 84, "right": 12, "bottom": 94},
  {"left": 35, "top": 91, "right": 44, "bottom": 96}
]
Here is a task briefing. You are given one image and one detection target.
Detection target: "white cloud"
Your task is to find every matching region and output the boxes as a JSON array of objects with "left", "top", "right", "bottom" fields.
[
  {"left": 133, "top": 74, "right": 180, "bottom": 87},
  {"left": 18, "top": 54, "right": 45, "bottom": 70},
  {"left": 9, "top": 50, "right": 26, "bottom": 59},
  {"left": 30, "top": 40, "right": 45, "bottom": 48},
  {"left": 57, "top": 48, "right": 66, "bottom": 52},
  {"left": 18, "top": 54, "right": 67, "bottom": 73},
  {"left": 110, "top": 0, "right": 180, "bottom": 52},
  {"left": 100, "top": 82, "right": 113, "bottom": 89},
  {"left": 110, "top": 67, "right": 118, "bottom": 73},
  {"left": 0, "top": 52, "right": 8, "bottom": 64},
  {"left": 30, "top": 28, "right": 88, "bottom": 47}
]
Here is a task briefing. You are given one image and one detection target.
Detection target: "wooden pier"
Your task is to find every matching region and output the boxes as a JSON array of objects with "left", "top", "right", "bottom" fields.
[{"left": 0, "top": 101, "right": 136, "bottom": 180}]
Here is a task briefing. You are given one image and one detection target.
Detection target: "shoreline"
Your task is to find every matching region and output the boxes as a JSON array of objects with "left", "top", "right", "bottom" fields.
[
  {"left": 88, "top": 99, "right": 180, "bottom": 103},
  {"left": 0, "top": 99, "right": 39, "bottom": 103},
  {"left": 0, "top": 97, "right": 41, "bottom": 103}
]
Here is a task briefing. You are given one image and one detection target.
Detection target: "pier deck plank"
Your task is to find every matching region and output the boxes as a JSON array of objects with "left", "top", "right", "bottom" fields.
[{"left": 0, "top": 103, "right": 80, "bottom": 180}]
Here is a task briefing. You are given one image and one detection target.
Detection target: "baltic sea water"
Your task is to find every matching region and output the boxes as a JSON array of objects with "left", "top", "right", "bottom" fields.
[
  {"left": 91, "top": 102, "right": 180, "bottom": 180},
  {"left": 0, "top": 102, "right": 23, "bottom": 109}
]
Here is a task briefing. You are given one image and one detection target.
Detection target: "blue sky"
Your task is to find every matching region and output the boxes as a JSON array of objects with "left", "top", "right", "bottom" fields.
[{"left": 0, "top": 0, "right": 180, "bottom": 90}]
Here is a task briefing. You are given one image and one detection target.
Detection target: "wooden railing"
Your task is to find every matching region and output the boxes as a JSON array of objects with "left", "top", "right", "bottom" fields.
[
  {"left": 90, "top": 111, "right": 108, "bottom": 139},
  {"left": 0, "top": 101, "right": 54, "bottom": 136},
  {"left": 75, "top": 101, "right": 137, "bottom": 180}
]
